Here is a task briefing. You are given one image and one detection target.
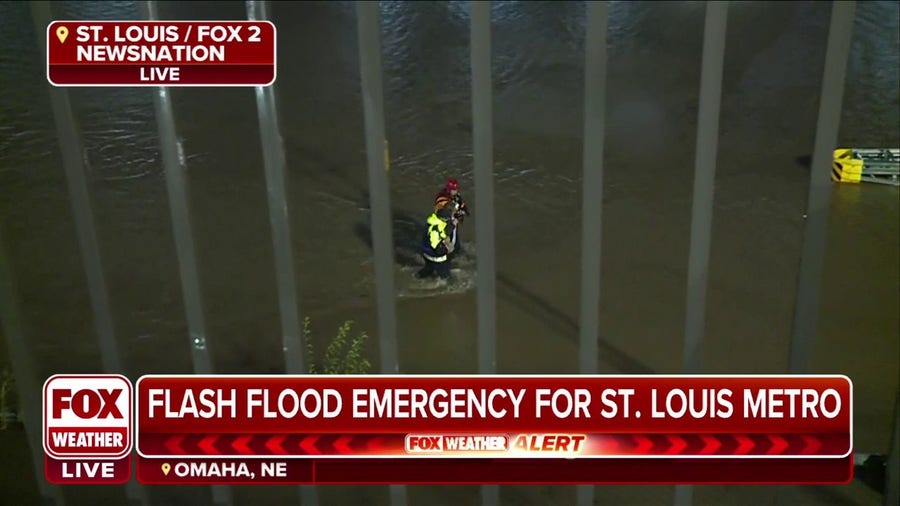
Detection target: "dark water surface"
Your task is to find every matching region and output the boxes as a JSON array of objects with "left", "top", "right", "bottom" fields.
[{"left": 1, "top": 1, "right": 898, "bottom": 505}]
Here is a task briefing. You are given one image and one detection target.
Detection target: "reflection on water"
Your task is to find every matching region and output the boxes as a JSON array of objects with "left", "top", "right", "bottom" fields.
[{"left": 0, "top": 1, "right": 898, "bottom": 505}]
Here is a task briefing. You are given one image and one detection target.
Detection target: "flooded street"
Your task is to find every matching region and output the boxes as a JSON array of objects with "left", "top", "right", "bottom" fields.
[{"left": 1, "top": 1, "right": 898, "bottom": 505}]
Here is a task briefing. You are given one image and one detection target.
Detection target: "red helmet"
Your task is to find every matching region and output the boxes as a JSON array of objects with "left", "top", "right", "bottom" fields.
[{"left": 445, "top": 178, "right": 459, "bottom": 191}]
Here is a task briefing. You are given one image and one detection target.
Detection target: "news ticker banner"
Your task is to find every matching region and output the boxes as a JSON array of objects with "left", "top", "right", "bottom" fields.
[
  {"left": 46, "top": 21, "right": 275, "bottom": 86},
  {"left": 43, "top": 374, "right": 853, "bottom": 485}
]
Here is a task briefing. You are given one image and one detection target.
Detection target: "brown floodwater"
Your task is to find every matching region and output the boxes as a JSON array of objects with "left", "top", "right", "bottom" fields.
[{"left": 0, "top": 1, "right": 897, "bottom": 505}]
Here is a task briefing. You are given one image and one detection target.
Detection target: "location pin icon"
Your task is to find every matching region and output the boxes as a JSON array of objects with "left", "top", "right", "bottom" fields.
[
  {"left": 161, "top": 463, "right": 171, "bottom": 476},
  {"left": 56, "top": 26, "right": 69, "bottom": 43}
]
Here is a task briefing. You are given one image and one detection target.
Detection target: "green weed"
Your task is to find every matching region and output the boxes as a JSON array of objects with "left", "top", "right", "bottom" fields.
[{"left": 304, "top": 318, "right": 372, "bottom": 375}]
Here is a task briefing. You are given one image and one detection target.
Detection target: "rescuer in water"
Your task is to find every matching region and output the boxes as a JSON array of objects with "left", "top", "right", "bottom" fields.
[
  {"left": 416, "top": 205, "right": 456, "bottom": 280},
  {"left": 433, "top": 177, "right": 470, "bottom": 258}
]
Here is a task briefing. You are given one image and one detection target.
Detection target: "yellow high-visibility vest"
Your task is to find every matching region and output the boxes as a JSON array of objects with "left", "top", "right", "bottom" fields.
[
  {"left": 424, "top": 214, "right": 449, "bottom": 262},
  {"left": 427, "top": 213, "right": 448, "bottom": 249}
]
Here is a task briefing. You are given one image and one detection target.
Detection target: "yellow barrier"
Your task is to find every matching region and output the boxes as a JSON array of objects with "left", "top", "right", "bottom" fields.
[{"left": 832, "top": 148, "right": 864, "bottom": 183}]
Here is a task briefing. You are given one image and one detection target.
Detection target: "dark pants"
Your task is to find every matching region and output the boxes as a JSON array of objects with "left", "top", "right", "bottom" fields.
[{"left": 416, "top": 256, "right": 451, "bottom": 279}]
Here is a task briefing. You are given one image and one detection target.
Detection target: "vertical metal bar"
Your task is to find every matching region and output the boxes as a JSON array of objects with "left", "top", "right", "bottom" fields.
[
  {"left": 471, "top": 0, "right": 496, "bottom": 376},
  {"left": 886, "top": 389, "right": 899, "bottom": 506},
  {"left": 0, "top": 226, "right": 65, "bottom": 506},
  {"left": 356, "top": 3, "right": 405, "bottom": 506},
  {"left": 577, "top": 0, "right": 608, "bottom": 388},
  {"left": 142, "top": 0, "right": 214, "bottom": 374},
  {"left": 471, "top": 3, "right": 498, "bottom": 505},
  {"left": 142, "top": 2, "right": 230, "bottom": 505},
  {"left": 246, "top": 0, "right": 308, "bottom": 405},
  {"left": 246, "top": 2, "right": 318, "bottom": 505},
  {"left": 356, "top": 1, "right": 400, "bottom": 375},
  {"left": 675, "top": 3, "right": 728, "bottom": 506},
  {"left": 576, "top": 3, "right": 608, "bottom": 505},
  {"left": 31, "top": 2, "right": 149, "bottom": 504},
  {"left": 31, "top": 1, "right": 122, "bottom": 374},
  {"left": 788, "top": 1, "right": 856, "bottom": 374},
  {"left": 681, "top": 0, "right": 728, "bottom": 374}
]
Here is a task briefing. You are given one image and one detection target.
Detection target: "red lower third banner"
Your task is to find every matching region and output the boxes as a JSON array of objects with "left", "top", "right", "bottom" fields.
[
  {"left": 139, "top": 432, "right": 847, "bottom": 458},
  {"left": 48, "top": 65, "right": 274, "bottom": 86},
  {"left": 135, "top": 457, "right": 853, "bottom": 485},
  {"left": 46, "top": 455, "right": 131, "bottom": 485},
  {"left": 134, "top": 374, "right": 852, "bottom": 484},
  {"left": 46, "top": 22, "right": 276, "bottom": 86},
  {"left": 136, "top": 375, "right": 852, "bottom": 457}
]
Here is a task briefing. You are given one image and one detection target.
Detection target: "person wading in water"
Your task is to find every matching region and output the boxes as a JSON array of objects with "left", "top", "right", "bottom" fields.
[
  {"left": 433, "top": 177, "right": 470, "bottom": 258},
  {"left": 416, "top": 205, "right": 456, "bottom": 281}
]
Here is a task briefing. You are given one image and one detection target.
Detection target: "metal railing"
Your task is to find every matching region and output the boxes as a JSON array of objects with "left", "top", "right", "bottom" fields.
[{"left": 6, "top": 1, "right": 897, "bottom": 506}]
